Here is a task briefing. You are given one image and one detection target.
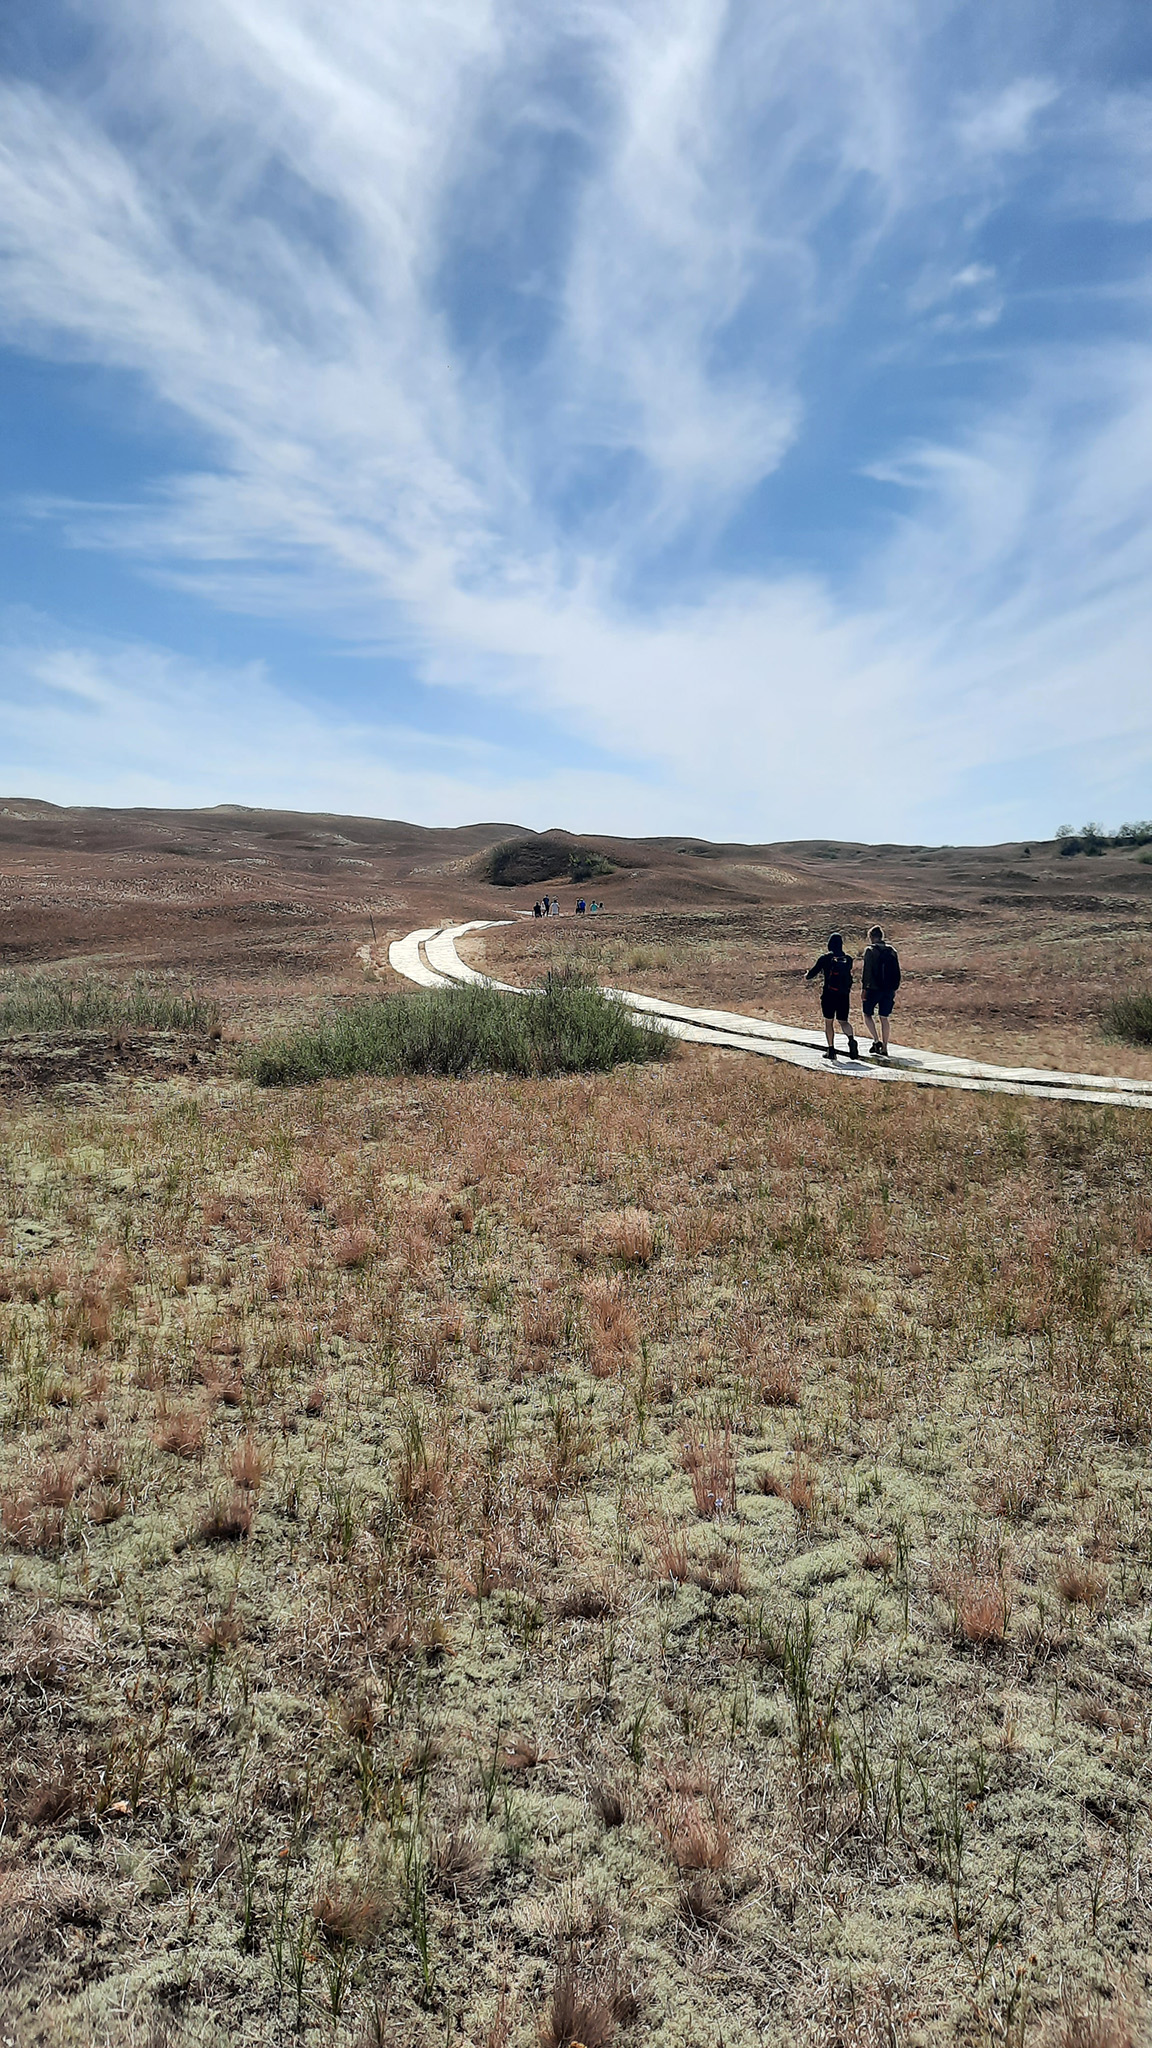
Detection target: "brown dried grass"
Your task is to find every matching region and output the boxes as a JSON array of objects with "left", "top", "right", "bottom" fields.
[
  {"left": 313, "top": 1879, "right": 384, "bottom": 1946},
  {"left": 680, "top": 1427, "right": 736, "bottom": 1518},
  {"left": 760, "top": 1356, "right": 802, "bottom": 1407},
  {"left": 198, "top": 1493, "right": 252, "bottom": 1544},
  {"left": 1056, "top": 1558, "right": 1106, "bottom": 1607},
  {"left": 229, "top": 1436, "right": 269, "bottom": 1491},
  {"left": 333, "top": 1225, "right": 374, "bottom": 1269},
  {"left": 522, "top": 1293, "right": 566, "bottom": 1349},
  {"left": 789, "top": 1461, "right": 818, "bottom": 1519},
  {"left": 662, "top": 1807, "right": 733, "bottom": 1873},
  {"left": 153, "top": 1409, "right": 206, "bottom": 1459},
  {"left": 537, "top": 1958, "right": 618, "bottom": 2048},
  {"left": 602, "top": 1208, "right": 655, "bottom": 1265},
  {"left": 1042, "top": 1998, "right": 1144, "bottom": 2048}
]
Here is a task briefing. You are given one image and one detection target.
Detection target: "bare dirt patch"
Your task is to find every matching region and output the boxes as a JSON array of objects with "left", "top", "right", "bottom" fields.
[{"left": 0, "top": 1032, "right": 221, "bottom": 1096}]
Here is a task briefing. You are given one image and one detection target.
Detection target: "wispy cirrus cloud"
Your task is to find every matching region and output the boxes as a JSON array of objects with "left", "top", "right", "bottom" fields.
[{"left": 0, "top": 0, "right": 1149, "bottom": 837}]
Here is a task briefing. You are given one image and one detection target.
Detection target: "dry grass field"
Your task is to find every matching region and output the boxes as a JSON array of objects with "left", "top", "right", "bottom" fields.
[
  {"left": 3, "top": 806, "right": 1152, "bottom": 2047},
  {"left": 3, "top": 1042, "right": 1152, "bottom": 2048}
]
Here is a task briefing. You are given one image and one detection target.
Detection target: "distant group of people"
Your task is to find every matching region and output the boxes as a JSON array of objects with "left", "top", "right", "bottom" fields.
[
  {"left": 532, "top": 896, "right": 601, "bottom": 917},
  {"left": 806, "top": 926, "right": 901, "bottom": 1062}
]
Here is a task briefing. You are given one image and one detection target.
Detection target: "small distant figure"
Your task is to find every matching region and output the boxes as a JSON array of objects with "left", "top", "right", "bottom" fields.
[
  {"left": 805, "top": 933, "right": 857, "bottom": 1062},
  {"left": 589, "top": 900, "right": 599, "bottom": 914},
  {"left": 541, "top": 894, "right": 550, "bottom": 916},
  {"left": 533, "top": 900, "right": 542, "bottom": 919},
  {"left": 551, "top": 898, "right": 560, "bottom": 916},
  {"left": 862, "top": 925, "right": 901, "bottom": 1057},
  {"left": 576, "top": 898, "right": 586, "bottom": 915}
]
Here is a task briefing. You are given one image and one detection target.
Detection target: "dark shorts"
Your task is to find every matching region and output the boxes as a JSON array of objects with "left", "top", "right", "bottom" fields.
[
  {"left": 820, "top": 992, "right": 850, "bottom": 1021},
  {"left": 862, "top": 990, "right": 895, "bottom": 1018}
]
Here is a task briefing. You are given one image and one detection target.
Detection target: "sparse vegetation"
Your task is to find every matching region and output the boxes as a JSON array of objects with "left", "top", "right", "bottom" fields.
[
  {"left": 0, "top": 972, "right": 221, "bottom": 1038},
  {"left": 243, "top": 975, "right": 669, "bottom": 1084},
  {"left": 4, "top": 915, "right": 1152, "bottom": 2045},
  {"left": 1055, "top": 819, "right": 1152, "bottom": 856},
  {"left": 1105, "top": 991, "right": 1152, "bottom": 1046}
]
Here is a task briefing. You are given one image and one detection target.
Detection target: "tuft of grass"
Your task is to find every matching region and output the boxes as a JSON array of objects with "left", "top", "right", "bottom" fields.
[
  {"left": 198, "top": 1493, "right": 252, "bottom": 1544},
  {"left": 590, "top": 1782, "right": 628, "bottom": 1829},
  {"left": 243, "top": 976, "right": 670, "bottom": 1085},
  {"left": 1056, "top": 1558, "right": 1106, "bottom": 1608},
  {"left": 663, "top": 1809, "right": 733, "bottom": 1874},
  {"left": 1104, "top": 991, "right": 1152, "bottom": 1046},
  {"left": 680, "top": 1428, "right": 736, "bottom": 1519},
  {"left": 1044, "top": 2003, "right": 1144, "bottom": 2048},
  {"left": 0, "top": 973, "right": 220, "bottom": 1038},
  {"left": 429, "top": 1828, "right": 487, "bottom": 1899},
  {"left": 602, "top": 1207, "right": 657, "bottom": 1265},
  {"left": 153, "top": 1410, "right": 205, "bottom": 1460},
  {"left": 679, "top": 1878, "right": 731, "bottom": 1932},
  {"left": 313, "top": 1880, "right": 384, "bottom": 1947},
  {"left": 538, "top": 1957, "right": 618, "bottom": 2048},
  {"left": 22, "top": 1768, "right": 83, "bottom": 1832},
  {"left": 761, "top": 1356, "right": 802, "bottom": 1407}
]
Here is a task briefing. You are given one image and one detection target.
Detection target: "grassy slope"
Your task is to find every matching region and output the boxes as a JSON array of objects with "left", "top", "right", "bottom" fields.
[{"left": 1, "top": 1054, "right": 1151, "bottom": 2046}]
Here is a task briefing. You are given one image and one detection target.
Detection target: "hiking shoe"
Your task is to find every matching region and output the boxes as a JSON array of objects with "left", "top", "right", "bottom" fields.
[
  {"left": 847, "top": 1036, "right": 859, "bottom": 1061},
  {"left": 822, "top": 1047, "right": 837, "bottom": 1060},
  {"left": 869, "top": 1039, "right": 882, "bottom": 1055}
]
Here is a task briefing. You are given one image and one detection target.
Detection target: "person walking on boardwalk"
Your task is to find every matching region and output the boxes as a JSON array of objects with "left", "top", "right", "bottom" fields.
[
  {"left": 805, "top": 934, "right": 857, "bottom": 1062},
  {"left": 862, "top": 924, "right": 901, "bottom": 1057}
]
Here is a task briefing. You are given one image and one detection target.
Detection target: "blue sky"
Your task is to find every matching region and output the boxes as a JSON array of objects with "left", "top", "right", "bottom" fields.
[{"left": 0, "top": 0, "right": 1150, "bottom": 841}]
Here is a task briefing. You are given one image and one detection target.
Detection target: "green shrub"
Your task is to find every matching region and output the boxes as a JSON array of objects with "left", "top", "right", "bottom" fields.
[
  {"left": 243, "top": 974, "right": 671, "bottom": 1085},
  {"left": 482, "top": 837, "right": 615, "bottom": 888},
  {"left": 1104, "top": 992, "right": 1152, "bottom": 1047},
  {"left": 567, "top": 848, "right": 614, "bottom": 883},
  {"left": 0, "top": 975, "right": 220, "bottom": 1039}
]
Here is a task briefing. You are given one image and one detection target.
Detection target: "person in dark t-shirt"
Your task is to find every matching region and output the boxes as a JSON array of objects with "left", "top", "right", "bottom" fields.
[
  {"left": 861, "top": 924, "right": 901, "bottom": 1057},
  {"left": 805, "top": 934, "right": 857, "bottom": 1062}
]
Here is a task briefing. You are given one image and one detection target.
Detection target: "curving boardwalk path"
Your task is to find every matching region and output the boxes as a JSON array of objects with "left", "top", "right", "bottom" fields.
[{"left": 389, "top": 920, "right": 1152, "bottom": 1111}]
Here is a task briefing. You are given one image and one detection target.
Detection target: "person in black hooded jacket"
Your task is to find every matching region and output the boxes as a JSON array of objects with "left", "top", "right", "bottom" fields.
[
  {"left": 806, "top": 934, "right": 858, "bottom": 1062},
  {"left": 862, "top": 925, "right": 901, "bottom": 1056}
]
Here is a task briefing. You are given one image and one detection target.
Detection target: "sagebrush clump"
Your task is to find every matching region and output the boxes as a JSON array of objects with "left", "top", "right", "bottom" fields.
[{"left": 242, "top": 975, "right": 670, "bottom": 1084}]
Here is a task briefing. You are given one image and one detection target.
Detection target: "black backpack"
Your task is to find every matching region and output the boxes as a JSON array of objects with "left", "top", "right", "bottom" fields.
[
  {"left": 824, "top": 951, "right": 851, "bottom": 1001},
  {"left": 870, "top": 944, "right": 900, "bottom": 993}
]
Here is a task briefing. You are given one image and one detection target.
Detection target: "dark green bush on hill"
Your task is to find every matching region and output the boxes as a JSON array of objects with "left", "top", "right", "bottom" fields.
[
  {"left": 482, "top": 837, "right": 615, "bottom": 887},
  {"left": 567, "top": 847, "right": 615, "bottom": 883},
  {"left": 244, "top": 974, "right": 669, "bottom": 1085},
  {"left": 1055, "top": 819, "right": 1152, "bottom": 855}
]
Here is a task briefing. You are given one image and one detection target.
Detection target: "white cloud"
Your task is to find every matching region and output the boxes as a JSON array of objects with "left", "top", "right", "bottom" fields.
[
  {"left": 953, "top": 77, "right": 1058, "bottom": 157},
  {"left": 0, "top": 620, "right": 670, "bottom": 828},
  {"left": 0, "top": 3, "right": 1148, "bottom": 838}
]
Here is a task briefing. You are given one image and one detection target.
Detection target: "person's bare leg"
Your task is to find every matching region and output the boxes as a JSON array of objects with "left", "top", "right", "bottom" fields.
[
  {"left": 881, "top": 1013, "right": 891, "bottom": 1052},
  {"left": 824, "top": 1018, "right": 836, "bottom": 1053}
]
